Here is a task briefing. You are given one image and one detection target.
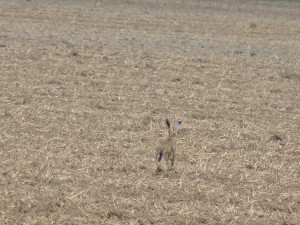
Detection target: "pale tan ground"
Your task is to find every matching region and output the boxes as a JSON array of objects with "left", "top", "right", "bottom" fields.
[{"left": 0, "top": 0, "right": 300, "bottom": 224}]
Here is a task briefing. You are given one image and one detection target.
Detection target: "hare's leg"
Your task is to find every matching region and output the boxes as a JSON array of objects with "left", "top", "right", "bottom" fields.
[
  {"left": 165, "top": 152, "right": 170, "bottom": 169},
  {"left": 171, "top": 151, "right": 175, "bottom": 167},
  {"left": 156, "top": 149, "right": 163, "bottom": 171},
  {"left": 156, "top": 149, "right": 163, "bottom": 163},
  {"left": 167, "top": 152, "right": 175, "bottom": 171}
]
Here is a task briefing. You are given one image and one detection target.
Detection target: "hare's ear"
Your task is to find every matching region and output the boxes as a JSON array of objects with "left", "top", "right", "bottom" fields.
[
  {"left": 166, "top": 119, "right": 171, "bottom": 128},
  {"left": 174, "top": 121, "right": 182, "bottom": 131}
]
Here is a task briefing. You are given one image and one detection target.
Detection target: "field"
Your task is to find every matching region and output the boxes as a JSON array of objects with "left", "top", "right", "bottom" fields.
[{"left": 0, "top": 0, "right": 300, "bottom": 224}]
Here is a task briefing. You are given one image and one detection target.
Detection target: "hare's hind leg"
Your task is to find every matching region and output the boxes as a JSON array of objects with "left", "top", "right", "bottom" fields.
[
  {"left": 156, "top": 149, "right": 163, "bottom": 163},
  {"left": 156, "top": 149, "right": 164, "bottom": 171},
  {"left": 166, "top": 152, "right": 175, "bottom": 170},
  {"left": 171, "top": 151, "right": 175, "bottom": 167}
]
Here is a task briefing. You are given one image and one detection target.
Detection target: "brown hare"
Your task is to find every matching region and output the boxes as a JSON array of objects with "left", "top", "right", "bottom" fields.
[{"left": 156, "top": 119, "right": 182, "bottom": 171}]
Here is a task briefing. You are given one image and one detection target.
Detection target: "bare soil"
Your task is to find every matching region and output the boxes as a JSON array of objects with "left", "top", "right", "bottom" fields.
[{"left": 0, "top": 0, "right": 300, "bottom": 224}]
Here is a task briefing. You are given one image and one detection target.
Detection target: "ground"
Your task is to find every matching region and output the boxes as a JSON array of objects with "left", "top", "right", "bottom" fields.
[{"left": 0, "top": 0, "right": 300, "bottom": 224}]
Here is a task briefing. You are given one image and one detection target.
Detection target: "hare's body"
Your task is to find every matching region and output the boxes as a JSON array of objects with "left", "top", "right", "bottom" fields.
[
  {"left": 156, "top": 138, "right": 176, "bottom": 167},
  {"left": 156, "top": 119, "right": 181, "bottom": 171}
]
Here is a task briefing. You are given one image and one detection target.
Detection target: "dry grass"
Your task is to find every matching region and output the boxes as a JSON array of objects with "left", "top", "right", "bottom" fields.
[{"left": 0, "top": 0, "right": 300, "bottom": 224}]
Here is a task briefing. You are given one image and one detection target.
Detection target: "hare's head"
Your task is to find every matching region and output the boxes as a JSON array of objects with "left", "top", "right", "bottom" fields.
[{"left": 166, "top": 119, "right": 181, "bottom": 137}]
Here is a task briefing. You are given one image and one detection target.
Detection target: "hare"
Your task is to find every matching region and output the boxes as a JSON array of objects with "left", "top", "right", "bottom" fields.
[{"left": 156, "top": 119, "right": 182, "bottom": 171}]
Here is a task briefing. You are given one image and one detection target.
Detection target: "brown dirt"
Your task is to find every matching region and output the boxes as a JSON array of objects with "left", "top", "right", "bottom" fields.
[{"left": 0, "top": 0, "right": 300, "bottom": 224}]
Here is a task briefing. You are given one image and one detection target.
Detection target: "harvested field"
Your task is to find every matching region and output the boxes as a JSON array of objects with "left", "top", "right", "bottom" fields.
[{"left": 0, "top": 0, "right": 300, "bottom": 224}]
